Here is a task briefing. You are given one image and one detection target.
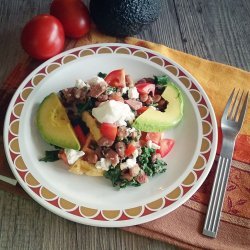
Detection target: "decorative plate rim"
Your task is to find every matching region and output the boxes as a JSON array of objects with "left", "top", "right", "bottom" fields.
[{"left": 4, "top": 43, "right": 218, "bottom": 227}]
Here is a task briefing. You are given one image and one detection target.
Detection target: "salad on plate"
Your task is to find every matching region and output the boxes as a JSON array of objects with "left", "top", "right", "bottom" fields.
[{"left": 36, "top": 69, "right": 183, "bottom": 189}]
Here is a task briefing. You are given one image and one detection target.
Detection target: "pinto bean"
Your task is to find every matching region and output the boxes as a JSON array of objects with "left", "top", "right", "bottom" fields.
[
  {"left": 151, "top": 153, "right": 158, "bottom": 163},
  {"left": 158, "top": 98, "right": 168, "bottom": 111},
  {"left": 139, "top": 93, "right": 148, "bottom": 102},
  {"left": 124, "top": 99, "right": 142, "bottom": 110},
  {"left": 88, "top": 82, "right": 107, "bottom": 98},
  {"left": 145, "top": 95, "right": 153, "bottom": 105},
  {"left": 129, "top": 164, "right": 141, "bottom": 177},
  {"left": 115, "top": 142, "right": 126, "bottom": 158},
  {"left": 97, "top": 137, "right": 114, "bottom": 147},
  {"left": 136, "top": 170, "right": 149, "bottom": 184},
  {"left": 117, "top": 126, "right": 129, "bottom": 140},
  {"left": 152, "top": 94, "right": 161, "bottom": 103},
  {"left": 125, "top": 74, "right": 134, "bottom": 87},
  {"left": 105, "top": 149, "right": 119, "bottom": 166},
  {"left": 86, "top": 153, "right": 98, "bottom": 164}
]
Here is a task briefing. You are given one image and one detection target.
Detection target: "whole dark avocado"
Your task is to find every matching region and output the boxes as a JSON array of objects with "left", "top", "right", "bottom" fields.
[{"left": 90, "top": 0, "right": 161, "bottom": 37}]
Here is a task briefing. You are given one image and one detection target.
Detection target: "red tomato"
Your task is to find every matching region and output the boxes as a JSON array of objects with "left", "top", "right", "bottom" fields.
[
  {"left": 50, "top": 0, "right": 91, "bottom": 38},
  {"left": 157, "top": 139, "right": 175, "bottom": 157},
  {"left": 100, "top": 123, "right": 117, "bottom": 141},
  {"left": 145, "top": 132, "right": 162, "bottom": 144},
  {"left": 125, "top": 144, "right": 137, "bottom": 156},
  {"left": 136, "top": 83, "right": 155, "bottom": 95},
  {"left": 105, "top": 69, "right": 126, "bottom": 87},
  {"left": 21, "top": 14, "right": 65, "bottom": 60},
  {"left": 73, "top": 124, "right": 87, "bottom": 146},
  {"left": 136, "top": 106, "right": 149, "bottom": 115}
]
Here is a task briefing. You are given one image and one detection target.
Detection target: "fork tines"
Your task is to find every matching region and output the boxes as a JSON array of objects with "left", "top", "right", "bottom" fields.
[{"left": 225, "top": 89, "right": 249, "bottom": 123}]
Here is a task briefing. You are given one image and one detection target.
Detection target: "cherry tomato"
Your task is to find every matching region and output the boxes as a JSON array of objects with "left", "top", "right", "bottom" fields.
[
  {"left": 125, "top": 143, "right": 137, "bottom": 157},
  {"left": 136, "top": 83, "right": 155, "bottom": 95},
  {"left": 145, "top": 132, "right": 162, "bottom": 144},
  {"left": 136, "top": 106, "right": 149, "bottom": 115},
  {"left": 105, "top": 69, "right": 126, "bottom": 87},
  {"left": 156, "top": 139, "right": 175, "bottom": 157},
  {"left": 50, "top": 0, "right": 91, "bottom": 38},
  {"left": 100, "top": 123, "right": 117, "bottom": 141},
  {"left": 21, "top": 14, "right": 65, "bottom": 60},
  {"left": 73, "top": 124, "right": 87, "bottom": 146}
]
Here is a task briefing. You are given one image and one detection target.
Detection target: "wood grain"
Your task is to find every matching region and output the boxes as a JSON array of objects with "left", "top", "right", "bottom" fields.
[{"left": 0, "top": 0, "right": 249, "bottom": 249}]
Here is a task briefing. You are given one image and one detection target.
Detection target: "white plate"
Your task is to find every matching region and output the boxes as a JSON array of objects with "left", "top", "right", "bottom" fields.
[{"left": 4, "top": 43, "right": 217, "bottom": 227}]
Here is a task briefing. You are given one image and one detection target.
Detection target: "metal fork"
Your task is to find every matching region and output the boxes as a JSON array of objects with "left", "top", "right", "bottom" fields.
[{"left": 203, "top": 89, "right": 249, "bottom": 238}]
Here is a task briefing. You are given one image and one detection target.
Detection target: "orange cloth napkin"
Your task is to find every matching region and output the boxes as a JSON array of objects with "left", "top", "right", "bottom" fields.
[{"left": 0, "top": 28, "right": 249, "bottom": 249}]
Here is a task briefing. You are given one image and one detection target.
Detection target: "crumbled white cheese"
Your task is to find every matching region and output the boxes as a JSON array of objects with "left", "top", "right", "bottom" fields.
[
  {"left": 122, "top": 87, "right": 129, "bottom": 94},
  {"left": 132, "top": 149, "right": 139, "bottom": 158},
  {"left": 87, "top": 76, "right": 106, "bottom": 85},
  {"left": 75, "top": 79, "right": 88, "bottom": 89},
  {"left": 127, "top": 127, "right": 136, "bottom": 134},
  {"left": 95, "top": 158, "right": 111, "bottom": 171},
  {"left": 128, "top": 87, "right": 139, "bottom": 99},
  {"left": 147, "top": 140, "right": 160, "bottom": 150},
  {"left": 120, "top": 149, "right": 139, "bottom": 170},
  {"left": 64, "top": 149, "right": 85, "bottom": 165}
]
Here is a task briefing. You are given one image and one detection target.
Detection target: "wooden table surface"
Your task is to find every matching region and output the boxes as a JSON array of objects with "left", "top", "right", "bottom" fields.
[{"left": 0, "top": 0, "right": 249, "bottom": 249}]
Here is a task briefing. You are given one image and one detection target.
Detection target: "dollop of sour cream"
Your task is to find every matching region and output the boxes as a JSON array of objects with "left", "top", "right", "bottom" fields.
[
  {"left": 64, "top": 149, "right": 85, "bottom": 165},
  {"left": 92, "top": 100, "right": 135, "bottom": 126}
]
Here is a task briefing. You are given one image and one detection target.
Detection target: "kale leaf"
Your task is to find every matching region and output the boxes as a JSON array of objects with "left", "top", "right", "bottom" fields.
[
  {"left": 104, "top": 166, "right": 140, "bottom": 189},
  {"left": 76, "top": 97, "right": 95, "bottom": 113},
  {"left": 104, "top": 167, "right": 121, "bottom": 187},
  {"left": 138, "top": 147, "right": 167, "bottom": 177},
  {"left": 39, "top": 150, "right": 60, "bottom": 162},
  {"left": 154, "top": 75, "right": 170, "bottom": 86}
]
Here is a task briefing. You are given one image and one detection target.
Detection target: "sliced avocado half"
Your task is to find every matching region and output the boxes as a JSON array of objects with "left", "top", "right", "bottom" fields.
[
  {"left": 36, "top": 93, "right": 80, "bottom": 150},
  {"left": 133, "top": 83, "right": 183, "bottom": 132}
]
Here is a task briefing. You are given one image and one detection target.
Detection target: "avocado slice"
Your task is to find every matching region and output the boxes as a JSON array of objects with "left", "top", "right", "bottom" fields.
[
  {"left": 132, "top": 83, "right": 183, "bottom": 132},
  {"left": 36, "top": 93, "right": 80, "bottom": 150}
]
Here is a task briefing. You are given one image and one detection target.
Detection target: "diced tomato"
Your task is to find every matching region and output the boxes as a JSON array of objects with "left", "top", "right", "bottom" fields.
[
  {"left": 157, "top": 139, "right": 175, "bottom": 157},
  {"left": 105, "top": 69, "right": 126, "bottom": 87},
  {"left": 135, "top": 83, "right": 155, "bottom": 95},
  {"left": 125, "top": 143, "right": 137, "bottom": 156},
  {"left": 145, "top": 132, "right": 162, "bottom": 144},
  {"left": 100, "top": 123, "right": 117, "bottom": 141},
  {"left": 136, "top": 106, "right": 149, "bottom": 115},
  {"left": 73, "top": 124, "right": 87, "bottom": 146},
  {"left": 58, "top": 151, "right": 68, "bottom": 165}
]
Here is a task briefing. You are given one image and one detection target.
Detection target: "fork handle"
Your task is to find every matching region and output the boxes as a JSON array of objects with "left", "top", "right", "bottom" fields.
[{"left": 202, "top": 149, "right": 233, "bottom": 238}]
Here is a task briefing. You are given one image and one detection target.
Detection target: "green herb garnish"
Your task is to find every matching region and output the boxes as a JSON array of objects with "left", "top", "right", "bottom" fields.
[
  {"left": 76, "top": 97, "right": 95, "bottom": 113},
  {"left": 39, "top": 150, "right": 60, "bottom": 162},
  {"left": 106, "top": 86, "right": 117, "bottom": 95},
  {"left": 98, "top": 72, "right": 107, "bottom": 78},
  {"left": 154, "top": 75, "right": 170, "bottom": 86}
]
